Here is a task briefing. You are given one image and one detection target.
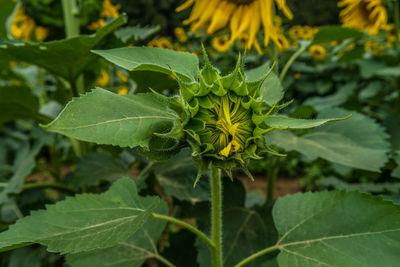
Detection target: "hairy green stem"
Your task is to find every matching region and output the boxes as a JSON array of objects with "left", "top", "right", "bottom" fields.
[
  {"left": 150, "top": 213, "right": 215, "bottom": 249},
  {"left": 62, "top": 0, "right": 88, "bottom": 156},
  {"left": 266, "top": 157, "right": 279, "bottom": 204},
  {"left": 234, "top": 245, "right": 279, "bottom": 267},
  {"left": 210, "top": 166, "right": 223, "bottom": 267},
  {"left": 280, "top": 45, "right": 307, "bottom": 82},
  {"left": 22, "top": 183, "right": 76, "bottom": 195},
  {"left": 61, "top": 0, "right": 80, "bottom": 38}
]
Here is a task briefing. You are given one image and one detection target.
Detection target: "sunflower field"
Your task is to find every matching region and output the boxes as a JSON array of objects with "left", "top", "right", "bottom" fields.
[{"left": 1, "top": 0, "right": 400, "bottom": 266}]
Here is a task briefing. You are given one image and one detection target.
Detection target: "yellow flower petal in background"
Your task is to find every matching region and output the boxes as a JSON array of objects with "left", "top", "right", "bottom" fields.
[
  {"left": 100, "top": 0, "right": 120, "bottom": 18},
  {"left": 117, "top": 87, "right": 129, "bottom": 95},
  {"left": 87, "top": 19, "right": 106, "bottom": 30},
  {"left": 174, "top": 27, "right": 188, "bottom": 42},
  {"left": 116, "top": 71, "right": 128, "bottom": 82},
  {"left": 309, "top": 44, "right": 326, "bottom": 60},
  {"left": 35, "top": 26, "right": 49, "bottom": 41},
  {"left": 11, "top": 6, "right": 36, "bottom": 41},
  {"left": 294, "top": 73, "right": 301, "bottom": 80},
  {"left": 338, "top": 0, "right": 387, "bottom": 35},
  {"left": 148, "top": 37, "right": 173, "bottom": 49},
  {"left": 176, "top": 0, "right": 292, "bottom": 51},
  {"left": 96, "top": 69, "right": 110, "bottom": 87}
]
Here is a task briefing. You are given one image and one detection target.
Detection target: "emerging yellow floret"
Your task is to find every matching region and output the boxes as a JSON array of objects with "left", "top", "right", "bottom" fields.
[
  {"left": 176, "top": 0, "right": 292, "bottom": 51},
  {"left": 338, "top": 0, "right": 387, "bottom": 35}
]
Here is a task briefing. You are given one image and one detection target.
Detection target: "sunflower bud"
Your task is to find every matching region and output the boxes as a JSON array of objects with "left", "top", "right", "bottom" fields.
[{"left": 173, "top": 47, "right": 279, "bottom": 184}]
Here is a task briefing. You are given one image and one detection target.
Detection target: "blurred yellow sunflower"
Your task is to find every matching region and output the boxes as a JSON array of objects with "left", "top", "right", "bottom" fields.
[
  {"left": 309, "top": 45, "right": 326, "bottom": 60},
  {"left": 100, "top": 0, "right": 120, "bottom": 18},
  {"left": 96, "top": 69, "right": 110, "bottom": 87},
  {"left": 148, "top": 37, "right": 173, "bottom": 49},
  {"left": 176, "top": 0, "right": 293, "bottom": 51},
  {"left": 174, "top": 27, "right": 188, "bottom": 42},
  {"left": 11, "top": 6, "right": 49, "bottom": 41},
  {"left": 117, "top": 87, "right": 129, "bottom": 95},
  {"left": 87, "top": 0, "right": 120, "bottom": 30},
  {"left": 212, "top": 35, "right": 230, "bottom": 52},
  {"left": 338, "top": 0, "right": 387, "bottom": 35}
]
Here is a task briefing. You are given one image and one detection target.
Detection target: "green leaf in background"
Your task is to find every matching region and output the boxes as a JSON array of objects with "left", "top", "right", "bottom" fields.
[
  {"left": 320, "top": 176, "right": 400, "bottom": 193},
  {"left": 393, "top": 152, "right": 400, "bottom": 179},
  {"left": 74, "top": 152, "right": 131, "bottom": 187},
  {"left": 265, "top": 114, "right": 349, "bottom": 129},
  {"left": 383, "top": 114, "right": 400, "bottom": 152},
  {"left": 245, "top": 62, "right": 284, "bottom": 106},
  {"left": 8, "top": 247, "right": 47, "bottom": 267},
  {"left": 268, "top": 108, "right": 390, "bottom": 172},
  {"left": 273, "top": 190, "right": 400, "bottom": 266},
  {"left": 0, "top": 86, "right": 40, "bottom": 124},
  {"left": 312, "top": 26, "right": 364, "bottom": 44},
  {"left": 0, "top": 178, "right": 161, "bottom": 254},
  {"left": 197, "top": 208, "right": 276, "bottom": 267},
  {"left": 43, "top": 88, "right": 180, "bottom": 148},
  {"left": 0, "top": 15, "right": 126, "bottom": 82},
  {"left": 114, "top": 25, "right": 160, "bottom": 43},
  {"left": 154, "top": 149, "right": 210, "bottom": 202},
  {"left": 93, "top": 46, "right": 199, "bottom": 81},
  {"left": 338, "top": 46, "right": 364, "bottom": 62},
  {"left": 66, "top": 199, "right": 168, "bottom": 267},
  {"left": 304, "top": 82, "right": 357, "bottom": 111},
  {"left": 0, "top": 0, "right": 16, "bottom": 38},
  {"left": 0, "top": 140, "right": 44, "bottom": 205}
]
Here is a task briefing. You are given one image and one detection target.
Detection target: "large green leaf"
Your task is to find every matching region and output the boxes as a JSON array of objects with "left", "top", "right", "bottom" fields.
[
  {"left": 312, "top": 26, "right": 364, "bottom": 44},
  {"left": 0, "top": 15, "right": 126, "bottom": 82},
  {"left": 273, "top": 190, "right": 400, "bottom": 266},
  {"left": 265, "top": 114, "right": 349, "bottom": 129},
  {"left": 66, "top": 199, "right": 168, "bottom": 267},
  {"left": 43, "top": 88, "right": 180, "bottom": 148},
  {"left": 0, "top": 178, "right": 161, "bottom": 254},
  {"left": 92, "top": 46, "right": 199, "bottom": 81},
  {"left": 0, "top": 0, "right": 16, "bottom": 38},
  {"left": 268, "top": 108, "right": 390, "bottom": 172},
  {"left": 245, "top": 62, "right": 284, "bottom": 106},
  {"left": 154, "top": 149, "right": 210, "bottom": 202},
  {"left": 0, "top": 86, "right": 39, "bottom": 124}
]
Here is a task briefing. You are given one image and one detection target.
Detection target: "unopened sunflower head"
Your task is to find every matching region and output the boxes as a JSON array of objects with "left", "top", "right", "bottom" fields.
[
  {"left": 171, "top": 47, "right": 284, "bottom": 183},
  {"left": 176, "top": 0, "right": 292, "bottom": 52},
  {"left": 338, "top": 0, "right": 387, "bottom": 35}
]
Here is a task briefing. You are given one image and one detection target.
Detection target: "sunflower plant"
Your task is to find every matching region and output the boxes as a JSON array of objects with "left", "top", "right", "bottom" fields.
[
  {"left": 2, "top": 0, "right": 400, "bottom": 266},
  {"left": 3, "top": 39, "right": 400, "bottom": 266}
]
